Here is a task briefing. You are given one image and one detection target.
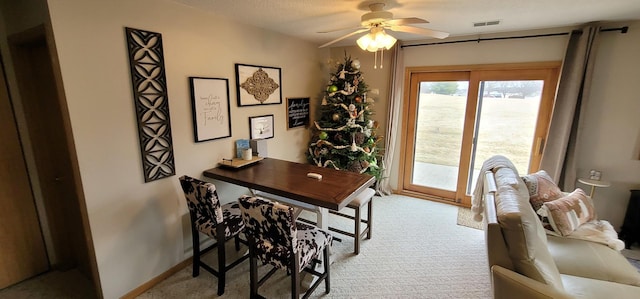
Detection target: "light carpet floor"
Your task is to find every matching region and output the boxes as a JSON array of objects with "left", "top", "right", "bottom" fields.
[{"left": 138, "top": 194, "right": 491, "bottom": 298}]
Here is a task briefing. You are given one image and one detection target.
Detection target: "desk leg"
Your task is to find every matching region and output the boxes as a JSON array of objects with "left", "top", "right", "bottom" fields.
[{"left": 316, "top": 207, "right": 329, "bottom": 230}]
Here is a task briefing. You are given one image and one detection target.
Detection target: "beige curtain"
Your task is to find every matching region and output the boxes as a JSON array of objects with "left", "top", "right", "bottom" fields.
[
  {"left": 377, "top": 44, "right": 403, "bottom": 195},
  {"left": 540, "top": 23, "right": 601, "bottom": 190}
]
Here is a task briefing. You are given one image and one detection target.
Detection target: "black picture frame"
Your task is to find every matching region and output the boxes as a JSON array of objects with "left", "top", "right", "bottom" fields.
[
  {"left": 189, "top": 77, "right": 232, "bottom": 142},
  {"left": 235, "top": 63, "right": 282, "bottom": 106},
  {"left": 286, "top": 97, "right": 310, "bottom": 129},
  {"left": 249, "top": 114, "right": 274, "bottom": 139}
]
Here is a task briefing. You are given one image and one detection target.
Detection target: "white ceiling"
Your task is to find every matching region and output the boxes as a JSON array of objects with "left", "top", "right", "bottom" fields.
[{"left": 171, "top": 0, "right": 640, "bottom": 47}]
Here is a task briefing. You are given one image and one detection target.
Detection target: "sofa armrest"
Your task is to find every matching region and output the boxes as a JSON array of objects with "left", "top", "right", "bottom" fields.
[{"left": 492, "top": 265, "right": 573, "bottom": 299}]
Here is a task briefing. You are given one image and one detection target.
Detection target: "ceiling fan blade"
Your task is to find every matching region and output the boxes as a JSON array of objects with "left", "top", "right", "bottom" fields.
[
  {"left": 385, "top": 17, "right": 429, "bottom": 26},
  {"left": 388, "top": 25, "right": 449, "bottom": 39},
  {"left": 318, "top": 28, "right": 369, "bottom": 48},
  {"left": 317, "top": 25, "right": 363, "bottom": 34}
]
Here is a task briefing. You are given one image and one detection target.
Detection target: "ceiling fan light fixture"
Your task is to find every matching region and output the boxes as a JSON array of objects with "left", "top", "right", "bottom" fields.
[{"left": 356, "top": 28, "right": 397, "bottom": 52}]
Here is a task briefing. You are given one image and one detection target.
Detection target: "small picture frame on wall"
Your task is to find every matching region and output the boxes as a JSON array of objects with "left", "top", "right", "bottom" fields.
[
  {"left": 286, "top": 97, "right": 310, "bottom": 129},
  {"left": 235, "top": 63, "right": 282, "bottom": 106},
  {"left": 249, "top": 115, "right": 274, "bottom": 139},
  {"left": 189, "top": 77, "right": 232, "bottom": 142}
]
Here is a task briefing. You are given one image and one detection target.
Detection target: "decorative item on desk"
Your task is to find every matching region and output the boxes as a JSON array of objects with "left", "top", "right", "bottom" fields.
[
  {"left": 236, "top": 139, "right": 250, "bottom": 158},
  {"left": 242, "top": 148, "right": 252, "bottom": 160},
  {"left": 250, "top": 139, "right": 268, "bottom": 157}
]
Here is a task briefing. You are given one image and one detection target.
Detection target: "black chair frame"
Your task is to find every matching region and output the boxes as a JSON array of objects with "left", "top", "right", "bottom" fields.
[
  {"left": 189, "top": 210, "right": 249, "bottom": 295},
  {"left": 247, "top": 236, "right": 330, "bottom": 299}
]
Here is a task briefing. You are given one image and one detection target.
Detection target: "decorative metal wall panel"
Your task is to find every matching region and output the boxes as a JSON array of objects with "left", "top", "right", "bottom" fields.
[{"left": 125, "top": 27, "right": 175, "bottom": 182}]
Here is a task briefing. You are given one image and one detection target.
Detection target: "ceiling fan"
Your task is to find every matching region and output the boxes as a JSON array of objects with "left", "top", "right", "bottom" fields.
[{"left": 318, "top": 1, "right": 450, "bottom": 50}]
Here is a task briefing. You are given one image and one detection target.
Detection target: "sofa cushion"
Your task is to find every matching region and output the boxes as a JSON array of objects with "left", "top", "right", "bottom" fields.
[
  {"left": 561, "top": 274, "right": 640, "bottom": 299},
  {"left": 548, "top": 236, "right": 640, "bottom": 286},
  {"left": 494, "top": 167, "right": 565, "bottom": 290},
  {"left": 522, "top": 170, "right": 563, "bottom": 211},
  {"left": 538, "top": 188, "right": 596, "bottom": 236}
]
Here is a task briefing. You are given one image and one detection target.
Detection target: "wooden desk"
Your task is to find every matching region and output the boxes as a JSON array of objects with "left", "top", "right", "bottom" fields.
[{"left": 203, "top": 157, "right": 375, "bottom": 228}]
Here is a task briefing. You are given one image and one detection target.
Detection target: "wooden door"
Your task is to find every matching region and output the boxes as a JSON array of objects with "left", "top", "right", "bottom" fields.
[
  {"left": 10, "top": 29, "right": 90, "bottom": 273},
  {"left": 0, "top": 54, "right": 49, "bottom": 288}
]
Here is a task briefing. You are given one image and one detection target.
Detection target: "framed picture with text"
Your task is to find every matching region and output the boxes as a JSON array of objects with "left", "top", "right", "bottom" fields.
[
  {"left": 286, "top": 97, "right": 310, "bottom": 129},
  {"left": 189, "top": 77, "right": 232, "bottom": 142},
  {"left": 249, "top": 114, "right": 274, "bottom": 139}
]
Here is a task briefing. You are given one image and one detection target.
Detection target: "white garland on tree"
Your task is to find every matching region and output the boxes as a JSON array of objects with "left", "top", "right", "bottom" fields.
[{"left": 309, "top": 139, "right": 376, "bottom": 156}]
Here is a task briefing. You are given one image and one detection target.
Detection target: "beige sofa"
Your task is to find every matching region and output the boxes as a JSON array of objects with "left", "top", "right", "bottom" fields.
[{"left": 482, "top": 167, "right": 640, "bottom": 298}]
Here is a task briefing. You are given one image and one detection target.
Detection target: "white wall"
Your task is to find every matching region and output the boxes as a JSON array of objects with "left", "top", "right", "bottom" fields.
[{"left": 45, "top": 0, "right": 324, "bottom": 297}]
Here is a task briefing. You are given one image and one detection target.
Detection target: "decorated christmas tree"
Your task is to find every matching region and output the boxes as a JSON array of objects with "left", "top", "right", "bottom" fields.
[{"left": 307, "top": 55, "right": 383, "bottom": 181}]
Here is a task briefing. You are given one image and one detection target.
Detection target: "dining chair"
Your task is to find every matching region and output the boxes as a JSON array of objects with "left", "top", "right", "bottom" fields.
[
  {"left": 327, "top": 187, "right": 375, "bottom": 254},
  {"left": 237, "top": 195, "right": 332, "bottom": 299},
  {"left": 178, "top": 175, "right": 249, "bottom": 296}
]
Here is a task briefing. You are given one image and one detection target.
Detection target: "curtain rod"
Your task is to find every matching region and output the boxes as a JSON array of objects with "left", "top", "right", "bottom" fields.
[{"left": 401, "top": 26, "right": 629, "bottom": 49}]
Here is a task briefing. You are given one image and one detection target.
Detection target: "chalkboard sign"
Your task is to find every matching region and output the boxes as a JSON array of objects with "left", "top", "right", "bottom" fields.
[{"left": 286, "top": 97, "right": 310, "bottom": 129}]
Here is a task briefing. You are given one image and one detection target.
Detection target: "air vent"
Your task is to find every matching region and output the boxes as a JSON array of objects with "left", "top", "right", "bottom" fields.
[{"left": 473, "top": 20, "right": 501, "bottom": 27}]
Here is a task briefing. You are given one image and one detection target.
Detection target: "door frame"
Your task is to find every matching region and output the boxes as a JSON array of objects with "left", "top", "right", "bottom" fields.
[
  {"left": 7, "top": 24, "right": 102, "bottom": 296},
  {"left": 398, "top": 62, "right": 561, "bottom": 206}
]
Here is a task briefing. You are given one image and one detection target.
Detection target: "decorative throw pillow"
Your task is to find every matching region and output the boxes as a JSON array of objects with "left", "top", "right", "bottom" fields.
[
  {"left": 521, "top": 170, "right": 563, "bottom": 211},
  {"left": 537, "top": 188, "right": 597, "bottom": 236}
]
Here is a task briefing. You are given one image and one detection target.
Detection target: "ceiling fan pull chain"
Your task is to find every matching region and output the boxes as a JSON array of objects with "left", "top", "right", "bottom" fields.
[
  {"left": 380, "top": 49, "right": 384, "bottom": 69},
  {"left": 374, "top": 50, "right": 378, "bottom": 69}
]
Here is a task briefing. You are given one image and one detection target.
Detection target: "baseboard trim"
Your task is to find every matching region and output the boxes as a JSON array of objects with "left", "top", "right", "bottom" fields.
[{"left": 120, "top": 258, "right": 192, "bottom": 299}]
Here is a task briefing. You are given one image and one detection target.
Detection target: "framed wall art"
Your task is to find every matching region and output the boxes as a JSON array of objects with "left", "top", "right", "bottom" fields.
[
  {"left": 249, "top": 114, "right": 274, "bottom": 139},
  {"left": 286, "top": 97, "right": 310, "bottom": 129},
  {"left": 125, "top": 27, "right": 175, "bottom": 182},
  {"left": 189, "top": 77, "right": 232, "bottom": 142},
  {"left": 235, "top": 63, "right": 282, "bottom": 106}
]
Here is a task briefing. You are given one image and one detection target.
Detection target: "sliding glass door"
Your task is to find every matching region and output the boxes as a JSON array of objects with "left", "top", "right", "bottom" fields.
[{"left": 400, "top": 64, "right": 559, "bottom": 206}]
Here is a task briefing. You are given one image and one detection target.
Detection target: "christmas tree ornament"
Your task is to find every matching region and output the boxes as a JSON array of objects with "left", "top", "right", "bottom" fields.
[
  {"left": 367, "top": 137, "right": 375, "bottom": 145},
  {"left": 319, "top": 131, "right": 328, "bottom": 140},
  {"left": 321, "top": 97, "right": 328, "bottom": 105},
  {"left": 364, "top": 147, "right": 370, "bottom": 153},
  {"left": 351, "top": 59, "right": 361, "bottom": 70},
  {"left": 332, "top": 113, "right": 340, "bottom": 121},
  {"left": 355, "top": 96, "right": 362, "bottom": 103},
  {"left": 368, "top": 120, "right": 374, "bottom": 128},
  {"left": 328, "top": 85, "right": 338, "bottom": 92},
  {"left": 339, "top": 65, "right": 347, "bottom": 79},
  {"left": 355, "top": 132, "right": 366, "bottom": 144},
  {"left": 348, "top": 104, "right": 357, "bottom": 118}
]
